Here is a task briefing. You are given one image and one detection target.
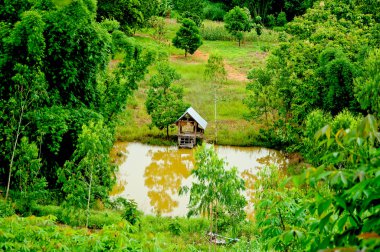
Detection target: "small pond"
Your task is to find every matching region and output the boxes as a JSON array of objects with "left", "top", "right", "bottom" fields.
[{"left": 112, "top": 142, "right": 288, "bottom": 217}]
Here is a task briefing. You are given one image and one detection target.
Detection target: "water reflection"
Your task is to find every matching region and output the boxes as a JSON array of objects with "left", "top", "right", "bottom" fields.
[
  {"left": 144, "top": 148, "right": 193, "bottom": 214},
  {"left": 114, "top": 142, "right": 287, "bottom": 217}
]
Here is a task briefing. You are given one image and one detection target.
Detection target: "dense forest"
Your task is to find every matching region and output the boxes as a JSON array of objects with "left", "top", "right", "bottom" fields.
[{"left": 0, "top": 0, "right": 379, "bottom": 251}]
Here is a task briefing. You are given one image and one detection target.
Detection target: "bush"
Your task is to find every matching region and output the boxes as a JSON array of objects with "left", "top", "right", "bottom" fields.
[
  {"left": 278, "top": 31, "right": 288, "bottom": 42},
  {"left": 168, "top": 219, "right": 182, "bottom": 235},
  {"left": 203, "top": 1, "right": 226, "bottom": 21},
  {"left": 266, "top": 14, "right": 276, "bottom": 28},
  {"left": 260, "top": 45, "right": 271, "bottom": 52},
  {"left": 31, "top": 204, "right": 124, "bottom": 229},
  {"left": 110, "top": 197, "right": 141, "bottom": 226},
  {"left": 302, "top": 110, "right": 332, "bottom": 165},
  {"left": 276, "top": 11, "right": 287, "bottom": 26},
  {"left": 178, "top": 11, "right": 202, "bottom": 27},
  {"left": 0, "top": 200, "right": 15, "bottom": 217},
  {"left": 331, "top": 110, "right": 360, "bottom": 133}
]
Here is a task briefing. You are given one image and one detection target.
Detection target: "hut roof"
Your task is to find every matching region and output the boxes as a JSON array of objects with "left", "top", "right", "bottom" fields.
[{"left": 176, "top": 107, "right": 208, "bottom": 130}]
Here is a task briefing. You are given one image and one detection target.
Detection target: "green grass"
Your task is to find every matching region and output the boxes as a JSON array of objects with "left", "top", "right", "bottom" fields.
[{"left": 115, "top": 19, "right": 280, "bottom": 146}]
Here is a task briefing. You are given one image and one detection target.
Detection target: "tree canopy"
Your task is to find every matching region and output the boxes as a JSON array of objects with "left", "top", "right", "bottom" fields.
[
  {"left": 172, "top": 18, "right": 203, "bottom": 57},
  {"left": 145, "top": 63, "right": 188, "bottom": 137},
  {"left": 224, "top": 6, "right": 252, "bottom": 46}
]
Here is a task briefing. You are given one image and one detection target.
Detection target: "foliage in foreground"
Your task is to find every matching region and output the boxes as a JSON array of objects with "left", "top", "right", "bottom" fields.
[
  {"left": 0, "top": 213, "right": 263, "bottom": 251},
  {"left": 255, "top": 115, "right": 380, "bottom": 251},
  {"left": 0, "top": 215, "right": 140, "bottom": 251}
]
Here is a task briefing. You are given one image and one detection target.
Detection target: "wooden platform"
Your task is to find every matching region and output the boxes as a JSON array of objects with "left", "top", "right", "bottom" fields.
[{"left": 178, "top": 135, "right": 195, "bottom": 148}]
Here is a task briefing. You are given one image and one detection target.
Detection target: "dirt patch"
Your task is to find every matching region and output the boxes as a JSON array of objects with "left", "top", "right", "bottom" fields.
[
  {"left": 170, "top": 49, "right": 248, "bottom": 82},
  {"left": 224, "top": 62, "right": 248, "bottom": 82},
  {"left": 192, "top": 50, "right": 209, "bottom": 61},
  {"left": 252, "top": 51, "right": 268, "bottom": 60},
  {"left": 169, "top": 50, "right": 208, "bottom": 63}
]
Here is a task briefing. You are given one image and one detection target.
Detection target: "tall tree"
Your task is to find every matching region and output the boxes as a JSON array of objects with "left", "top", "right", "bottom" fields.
[
  {"left": 172, "top": 18, "right": 202, "bottom": 57},
  {"left": 244, "top": 68, "right": 277, "bottom": 127},
  {"left": 145, "top": 63, "right": 188, "bottom": 138},
  {"left": 224, "top": 6, "right": 252, "bottom": 46},
  {"left": 180, "top": 144, "right": 247, "bottom": 236},
  {"left": 317, "top": 48, "right": 358, "bottom": 116},
  {"left": 59, "top": 120, "right": 115, "bottom": 228},
  {"left": 204, "top": 54, "right": 227, "bottom": 143}
]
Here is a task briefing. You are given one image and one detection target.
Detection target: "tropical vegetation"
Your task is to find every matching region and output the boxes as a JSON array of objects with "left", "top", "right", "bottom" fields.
[{"left": 0, "top": 0, "right": 379, "bottom": 251}]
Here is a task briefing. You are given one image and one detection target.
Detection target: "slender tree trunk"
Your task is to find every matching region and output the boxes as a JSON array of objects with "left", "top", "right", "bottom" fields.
[
  {"left": 86, "top": 168, "right": 93, "bottom": 229},
  {"left": 214, "top": 85, "right": 217, "bottom": 144},
  {"left": 5, "top": 106, "right": 24, "bottom": 202},
  {"left": 264, "top": 100, "right": 268, "bottom": 127},
  {"left": 209, "top": 203, "right": 213, "bottom": 234},
  {"left": 166, "top": 125, "right": 169, "bottom": 139}
]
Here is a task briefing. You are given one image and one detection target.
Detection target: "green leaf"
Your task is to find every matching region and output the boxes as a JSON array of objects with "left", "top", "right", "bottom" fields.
[
  {"left": 337, "top": 215, "right": 348, "bottom": 230},
  {"left": 283, "top": 230, "right": 294, "bottom": 245},
  {"left": 348, "top": 216, "right": 358, "bottom": 227},
  {"left": 319, "top": 212, "right": 333, "bottom": 232},
  {"left": 318, "top": 200, "right": 331, "bottom": 216}
]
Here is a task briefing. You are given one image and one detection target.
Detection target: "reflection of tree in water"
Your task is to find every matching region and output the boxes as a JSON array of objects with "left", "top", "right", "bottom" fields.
[
  {"left": 256, "top": 150, "right": 287, "bottom": 169},
  {"left": 241, "top": 149, "right": 287, "bottom": 220},
  {"left": 144, "top": 148, "right": 193, "bottom": 214},
  {"left": 241, "top": 169, "right": 257, "bottom": 220}
]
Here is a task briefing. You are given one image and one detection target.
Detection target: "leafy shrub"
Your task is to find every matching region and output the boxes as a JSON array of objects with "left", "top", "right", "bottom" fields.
[
  {"left": 32, "top": 204, "right": 123, "bottom": 228},
  {"left": 293, "top": 115, "right": 380, "bottom": 250},
  {"left": 32, "top": 204, "right": 62, "bottom": 218},
  {"left": 278, "top": 31, "right": 288, "bottom": 42},
  {"left": 203, "top": 1, "right": 226, "bottom": 21},
  {"left": 266, "top": 14, "right": 276, "bottom": 28},
  {"left": 168, "top": 219, "right": 182, "bottom": 235},
  {"left": 302, "top": 110, "right": 332, "bottom": 165},
  {"left": 0, "top": 200, "right": 15, "bottom": 217},
  {"left": 277, "top": 11, "right": 287, "bottom": 26},
  {"left": 255, "top": 24, "right": 263, "bottom": 36},
  {"left": 260, "top": 45, "right": 271, "bottom": 52},
  {"left": 122, "top": 200, "right": 140, "bottom": 226},
  {"left": 110, "top": 197, "right": 141, "bottom": 226},
  {"left": 331, "top": 110, "right": 360, "bottom": 133}
]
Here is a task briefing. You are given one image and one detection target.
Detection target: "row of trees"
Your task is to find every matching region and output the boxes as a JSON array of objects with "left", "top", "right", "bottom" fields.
[{"left": 174, "top": 0, "right": 316, "bottom": 24}]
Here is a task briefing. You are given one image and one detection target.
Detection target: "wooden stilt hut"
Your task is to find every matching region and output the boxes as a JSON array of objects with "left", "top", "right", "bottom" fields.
[{"left": 175, "top": 107, "right": 207, "bottom": 148}]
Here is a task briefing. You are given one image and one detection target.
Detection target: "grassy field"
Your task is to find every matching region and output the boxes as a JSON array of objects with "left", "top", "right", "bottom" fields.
[{"left": 115, "top": 19, "right": 279, "bottom": 146}]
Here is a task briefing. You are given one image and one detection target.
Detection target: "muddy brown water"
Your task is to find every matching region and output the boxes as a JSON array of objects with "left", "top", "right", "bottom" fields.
[{"left": 112, "top": 142, "right": 288, "bottom": 217}]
